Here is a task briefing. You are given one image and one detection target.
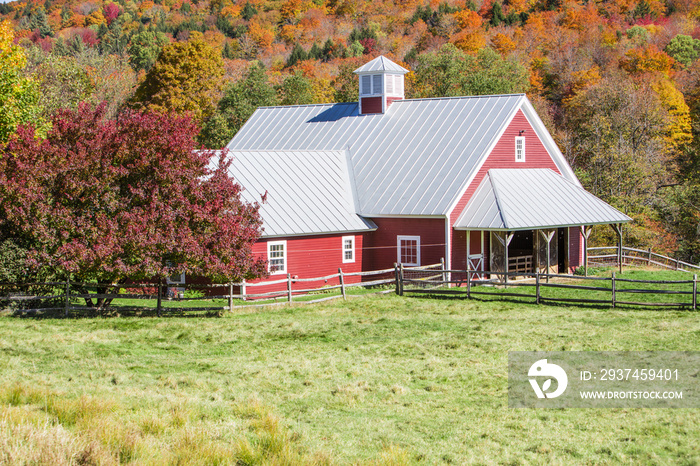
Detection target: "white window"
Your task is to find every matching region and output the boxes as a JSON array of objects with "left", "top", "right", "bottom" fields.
[
  {"left": 372, "top": 74, "right": 382, "bottom": 94},
  {"left": 397, "top": 236, "right": 420, "bottom": 266},
  {"left": 361, "top": 75, "right": 371, "bottom": 96},
  {"left": 386, "top": 74, "right": 394, "bottom": 94},
  {"left": 342, "top": 235, "right": 355, "bottom": 263},
  {"left": 166, "top": 272, "right": 185, "bottom": 285},
  {"left": 268, "top": 240, "right": 287, "bottom": 274},
  {"left": 395, "top": 75, "right": 403, "bottom": 95},
  {"left": 515, "top": 136, "right": 525, "bottom": 162}
]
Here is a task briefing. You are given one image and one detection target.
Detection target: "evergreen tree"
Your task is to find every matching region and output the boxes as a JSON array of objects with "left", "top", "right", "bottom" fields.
[
  {"left": 241, "top": 2, "right": 257, "bottom": 20},
  {"left": 308, "top": 42, "right": 322, "bottom": 60},
  {"left": 287, "top": 43, "right": 307, "bottom": 67}
]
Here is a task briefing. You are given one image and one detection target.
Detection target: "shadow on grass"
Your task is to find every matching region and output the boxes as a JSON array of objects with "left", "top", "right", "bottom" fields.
[
  {"left": 9, "top": 307, "right": 224, "bottom": 319},
  {"left": 405, "top": 290, "right": 694, "bottom": 312}
]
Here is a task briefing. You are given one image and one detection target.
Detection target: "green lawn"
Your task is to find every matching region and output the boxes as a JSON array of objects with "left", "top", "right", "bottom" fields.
[{"left": 0, "top": 286, "right": 699, "bottom": 464}]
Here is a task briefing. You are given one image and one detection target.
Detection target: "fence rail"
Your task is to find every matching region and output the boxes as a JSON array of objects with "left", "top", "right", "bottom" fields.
[
  {"left": 400, "top": 268, "right": 698, "bottom": 309},
  {"left": 588, "top": 246, "right": 700, "bottom": 272},
  {"left": 0, "top": 263, "right": 442, "bottom": 316},
  {"left": 3, "top": 245, "right": 700, "bottom": 316}
]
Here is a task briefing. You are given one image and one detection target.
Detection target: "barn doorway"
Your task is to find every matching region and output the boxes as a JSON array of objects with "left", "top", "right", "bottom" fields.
[
  {"left": 508, "top": 230, "right": 534, "bottom": 274},
  {"left": 557, "top": 228, "right": 568, "bottom": 273}
]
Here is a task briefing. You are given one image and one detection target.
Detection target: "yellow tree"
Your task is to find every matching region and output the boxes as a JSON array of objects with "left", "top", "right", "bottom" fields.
[
  {"left": 0, "top": 20, "right": 46, "bottom": 143},
  {"left": 131, "top": 33, "right": 225, "bottom": 125}
]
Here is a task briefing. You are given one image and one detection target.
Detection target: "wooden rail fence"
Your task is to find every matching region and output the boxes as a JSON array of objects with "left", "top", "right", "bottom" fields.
[
  {"left": 588, "top": 246, "right": 700, "bottom": 272},
  {"left": 0, "top": 263, "right": 443, "bottom": 316},
  {"left": 3, "top": 247, "right": 699, "bottom": 315},
  {"left": 400, "top": 269, "right": 699, "bottom": 309}
]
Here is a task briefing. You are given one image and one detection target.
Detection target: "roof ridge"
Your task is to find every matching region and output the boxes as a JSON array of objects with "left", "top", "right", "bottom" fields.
[
  {"left": 253, "top": 94, "right": 525, "bottom": 111},
  {"left": 228, "top": 149, "right": 346, "bottom": 154},
  {"left": 488, "top": 170, "right": 511, "bottom": 230}
]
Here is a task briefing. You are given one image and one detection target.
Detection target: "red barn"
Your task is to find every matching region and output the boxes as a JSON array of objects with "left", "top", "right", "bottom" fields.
[{"left": 219, "top": 56, "right": 630, "bottom": 293}]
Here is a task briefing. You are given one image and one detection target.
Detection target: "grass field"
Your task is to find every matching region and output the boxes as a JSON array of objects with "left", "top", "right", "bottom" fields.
[{"left": 1, "top": 274, "right": 699, "bottom": 464}]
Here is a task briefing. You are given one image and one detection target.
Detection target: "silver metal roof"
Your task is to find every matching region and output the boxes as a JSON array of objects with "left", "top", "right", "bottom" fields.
[
  {"left": 224, "top": 150, "right": 376, "bottom": 238},
  {"left": 353, "top": 55, "right": 409, "bottom": 74},
  {"left": 454, "top": 169, "right": 632, "bottom": 230},
  {"left": 227, "top": 95, "right": 571, "bottom": 217}
]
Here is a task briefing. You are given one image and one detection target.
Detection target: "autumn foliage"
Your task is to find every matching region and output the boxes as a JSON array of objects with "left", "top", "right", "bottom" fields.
[{"left": 0, "top": 104, "right": 266, "bottom": 284}]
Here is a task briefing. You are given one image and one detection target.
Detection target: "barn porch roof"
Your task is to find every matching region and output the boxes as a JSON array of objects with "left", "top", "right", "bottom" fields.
[{"left": 454, "top": 169, "right": 632, "bottom": 231}]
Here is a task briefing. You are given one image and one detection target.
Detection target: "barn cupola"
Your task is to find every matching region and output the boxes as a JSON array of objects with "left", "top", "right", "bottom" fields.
[{"left": 353, "top": 56, "right": 409, "bottom": 115}]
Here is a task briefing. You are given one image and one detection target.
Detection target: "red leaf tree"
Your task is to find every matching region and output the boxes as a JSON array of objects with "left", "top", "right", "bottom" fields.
[{"left": 0, "top": 103, "right": 266, "bottom": 291}]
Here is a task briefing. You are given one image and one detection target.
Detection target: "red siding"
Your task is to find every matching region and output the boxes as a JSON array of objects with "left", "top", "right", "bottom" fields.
[
  {"left": 386, "top": 97, "right": 403, "bottom": 109},
  {"left": 360, "top": 96, "right": 382, "bottom": 114},
  {"left": 246, "top": 233, "right": 366, "bottom": 297},
  {"left": 569, "top": 226, "right": 582, "bottom": 272},
  {"left": 449, "top": 109, "right": 562, "bottom": 272},
  {"left": 364, "top": 218, "right": 447, "bottom": 271}
]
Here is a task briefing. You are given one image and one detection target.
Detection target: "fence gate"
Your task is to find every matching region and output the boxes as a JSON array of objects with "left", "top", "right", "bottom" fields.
[{"left": 467, "top": 230, "right": 485, "bottom": 280}]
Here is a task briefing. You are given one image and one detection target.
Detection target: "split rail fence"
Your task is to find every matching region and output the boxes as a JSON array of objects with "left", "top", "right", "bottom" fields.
[
  {"left": 398, "top": 267, "right": 699, "bottom": 309},
  {"left": 588, "top": 246, "right": 700, "bottom": 272},
  {"left": 0, "top": 263, "right": 443, "bottom": 316},
  {"left": 2, "top": 246, "right": 700, "bottom": 315}
]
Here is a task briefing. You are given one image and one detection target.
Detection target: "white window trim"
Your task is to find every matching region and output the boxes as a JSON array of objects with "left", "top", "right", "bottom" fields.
[
  {"left": 342, "top": 235, "right": 355, "bottom": 264},
  {"left": 360, "top": 75, "right": 372, "bottom": 96},
  {"left": 166, "top": 272, "right": 185, "bottom": 285},
  {"left": 397, "top": 235, "right": 420, "bottom": 266},
  {"left": 267, "top": 240, "right": 287, "bottom": 275},
  {"left": 515, "top": 136, "right": 525, "bottom": 162},
  {"left": 386, "top": 74, "right": 404, "bottom": 96},
  {"left": 360, "top": 73, "right": 386, "bottom": 96}
]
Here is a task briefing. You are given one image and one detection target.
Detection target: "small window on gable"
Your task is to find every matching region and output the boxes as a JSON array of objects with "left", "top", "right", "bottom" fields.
[
  {"left": 397, "top": 236, "right": 420, "bottom": 266},
  {"left": 342, "top": 236, "right": 355, "bottom": 263},
  {"left": 515, "top": 136, "right": 525, "bottom": 162},
  {"left": 268, "top": 240, "right": 287, "bottom": 274},
  {"left": 372, "top": 74, "right": 382, "bottom": 94},
  {"left": 361, "top": 75, "right": 371, "bottom": 96}
]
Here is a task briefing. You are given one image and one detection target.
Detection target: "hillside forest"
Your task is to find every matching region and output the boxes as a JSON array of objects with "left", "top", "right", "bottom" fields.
[{"left": 3, "top": 0, "right": 700, "bottom": 260}]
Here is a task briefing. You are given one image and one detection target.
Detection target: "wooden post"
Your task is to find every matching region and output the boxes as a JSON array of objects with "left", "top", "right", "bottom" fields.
[
  {"left": 465, "top": 249, "right": 470, "bottom": 288},
  {"left": 287, "top": 274, "right": 292, "bottom": 303},
  {"left": 648, "top": 247, "right": 652, "bottom": 266},
  {"left": 157, "top": 281, "right": 162, "bottom": 317},
  {"left": 535, "top": 271, "right": 540, "bottom": 305},
  {"left": 693, "top": 275, "right": 697, "bottom": 310},
  {"left": 467, "top": 269, "right": 471, "bottom": 299},
  {"left": 611, "top": 223, "right": 623, "bottom": 274},
  {"left": 440, "top": 257, "right": 446, "bottom": 285},
  {"left": 64, "top": 278, "right": 70, "bottom": 318},
  {"left": 394, "top": 263, "right": 400, "bottom": 295},
  {"left": 580, "top": 226, "right": 592, "bottom": 277},
  {"left": 241, "top": 279, "right": 246, "bottom": 301},
  {"left": 504, "top": 232, "right": 514, "bottom": 287},
  {"left": 228, "top": 283, "right": 233, "bottom": 311},
  {"left": 676, "top": 258, "right": 679, "bottom": 271},
  {"left": 399, "top": 263, "right": 405, "bottom": 296},
  {"left": 338, "top": 268, "right": 346, "bottom": 300},
  {"left": 504, "top": 232, "right": 509, "bottom": 287},
  {"left": 611, "top": 272, "right": 616, "bottom": 308}
]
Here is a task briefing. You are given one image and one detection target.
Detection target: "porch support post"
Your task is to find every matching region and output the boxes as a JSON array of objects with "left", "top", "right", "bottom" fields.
[
  {"left": 504, "top": 232, "right": 514, "bottom": 286},
  {"left": 611, "top": 223, "right": 623, "bottom": 274},
  {"left": 539, "top": 230, "right": 555, "bottom": 283},
  {"left": 579, "top": 225, "right": 592, "bottom": 277},
  {"left": 466, "top": 230, "right": 471, "bottom": 287}
]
